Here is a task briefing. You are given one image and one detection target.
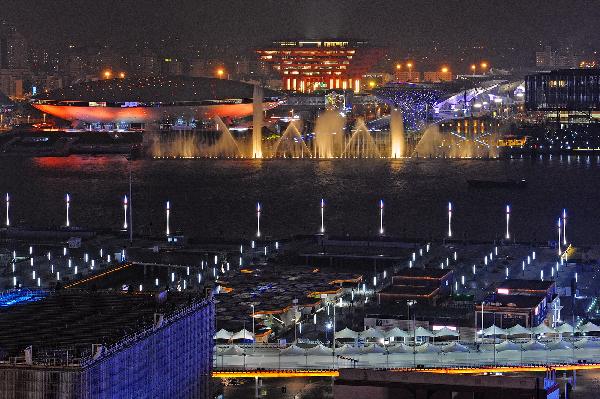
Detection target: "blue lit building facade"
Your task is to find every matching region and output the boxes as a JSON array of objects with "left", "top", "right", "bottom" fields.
[
  {"left": 0, "top": 296, "right": 214, "bottom": 399},
  {"left": 525, "top": 69, "right": 600, "bottom": 112}
]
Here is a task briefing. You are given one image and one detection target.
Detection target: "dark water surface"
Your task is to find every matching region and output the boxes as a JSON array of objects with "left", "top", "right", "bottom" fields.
[{"left": 1, "top": 155, "right": 600, "bottom": 244}]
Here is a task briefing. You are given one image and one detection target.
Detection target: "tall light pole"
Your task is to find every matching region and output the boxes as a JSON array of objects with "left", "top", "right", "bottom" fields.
[
  {"left": 5, "top": 193, "right": 9, "bottom": 227},
  {"left": 165, "top": 201, "right": 170, "bottom": 236},
  {"left": 557, "top": 218, "right": 562, "bottom": 256},
  {"left": 505, "top": 205, "right": 510, "bottom": 240},
  {"left": 123, "top": 195, "right": 128, "bottom": 230},
  {"left": 65, "top": 194, "right": 70, "bottom": 227},
  {"left": 320, "top": 198, "right": 325, "bottom": 233},
  {"left": 562, "top": 209, "right": 567, "bottom": 245},
  {"left": 256, "top": 202, "right": 261, "bottom": 238},
  {"left": 448, "top": 202, "right": 453, "bottom": 238},
  {"left": 379, "top": 199, "right": 384, "bottom": 235}
]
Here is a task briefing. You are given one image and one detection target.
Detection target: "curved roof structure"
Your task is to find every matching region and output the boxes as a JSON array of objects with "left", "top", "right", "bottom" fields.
[
  {"left": 34, "top": 75, "right": 280, "bottom": 103},
  {"left": 31, "top": 76, "right": 281, "bottom": 123}
]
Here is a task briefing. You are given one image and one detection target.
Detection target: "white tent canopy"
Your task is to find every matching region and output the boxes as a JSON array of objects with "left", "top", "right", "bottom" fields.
[
  {"left": 362, "top": 327, "right": 385, "bottom": 339},
  {"left": 337, "top": 344, "right": 361, "bottom": 355},
  {"left": 307, "top": 344, "right": 333, "bottom": 356},
  {"left": 495, "top": 340, "right": 520, "bottom": 352},
  {"left": 575, "top": 338, "right": 600, "bottom": 349},
  {"left": 579, "top": 322, "right": 600, "bottom": 334},
  {"left": 547, "top": 340, "right": 572, "bottom": 350},
  {"left": 387, "top": 343, "right": 411, "bottom": 353},
  {"left": 416, "top": 343, "right": 441, "bottom": 353},
  {"left": 482, "top": 325, "right": 508, "bottom": 337},
  {"left": 280, "top": 345, "right": 306, "bottom": 356},
  {"left": 434, "top": 327, "right": 460, "bottom": 337},
  {"left": 530, "top": 323, "right": 555, "bottom": 335},
  {"left": 219, "top": 345, "right": 245, "bottom": 356},
  {"left": 523, "top": 340, "right": 546, "bottom": 351},
  {"left": 335, "top": 327, "right": 359, "bottom": 339},
  {"left": 506, "top": 324, "right": 531, "bottom": 336},
  {"left": 555, "top": 323, "right": 576, "bottom": 334},
  {"left": 385, "top": 327, "right": 410, "bottom": 339},
  {"left": 411, "top": 326, "right": 435, "bottom": 337},
  {"left": 214, "top": 328, "right": 234, "bottom": 340},
  {"left": 231, "top": 328, "right": 254, "bottom": 341},
  {"left": 362, "top": 344, "right": 386, "bottom": 354},
  {"left": 441, "top": 342, "right": 469, "bottom": 353}
]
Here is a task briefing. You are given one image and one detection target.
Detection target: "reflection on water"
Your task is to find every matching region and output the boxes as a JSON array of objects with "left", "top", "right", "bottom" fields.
[{"left": 3, "top": 155, "right": 600, "bottom": 243}]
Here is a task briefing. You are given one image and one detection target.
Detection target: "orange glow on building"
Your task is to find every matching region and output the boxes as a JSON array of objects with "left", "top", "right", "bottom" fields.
[{"left": 257, "top": 40, "right": 384, "bottom": 93}]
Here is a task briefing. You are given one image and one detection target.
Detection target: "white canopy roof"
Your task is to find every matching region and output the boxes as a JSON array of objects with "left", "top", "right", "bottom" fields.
[
  {"left": 482, "top": 325, "right": 508, "bottom": 336},
  {"left": 337, "top": 344, "right": 361, "bottom": 355},
  {"left": 434, "top": 327, "right": 460, "bottom": 337},
  {"left": 441, "top": 342, "right": 470, "bottom": 353},
  {"left": 214, "top": 328, "right": 234, "bottom": 340},
  {"left": 506, "top": 324, "right": 531, "bottom": 336},
  {"left": 415, "top": 343, "right": 441, "bottom": 353},
  {"left": 579, "top": 321, "right": 600, "bottom": 333},
  {"left": 362, "top": 327, "right": 385, "bottom": 339},
  {"left": 335, "top": 327, "right": 359, "bottom": 339},
  {"left": 547, "top": 340, "right": 572, "bottom": 350},
  {"left": 530, "top": 323, "right": 555, "bottom": 335},
  {"left": 361, "top": 344, "right": 386, "bottom": 354},
  {"left": 231, "top": 328, "right": 255, "bottom": 340},
  {"left": 411, "top": 326, "right": 435, "bottom": 337},
  {"left": 280, "top": 345, "right": 306, "bottom": 356},
  {"left": 495, "top": 340, "right": 520, "bottom": 352},
  {"left": 523, "top": 340, "right": 546, "bottom": 351},
  {"left": 219, "top": 345, "right": 245, "bottom": 356},
  {"left": 387, "top": 343, "right": 411, "bottom": 353},
  {"left": 575, "top": 338, "right": 600, "bottom": 349},
  {"left": 385, "top": 327, "right": 410, "bottom": 339},
  {"left": 555, "top": 323, "right": 576, "bottom": 334},
  {"left": 307, "top": 344, "right": 333, "bottom": 356}
]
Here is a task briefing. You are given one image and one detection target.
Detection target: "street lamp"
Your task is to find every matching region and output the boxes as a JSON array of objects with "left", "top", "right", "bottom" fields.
[
  {"left": 119, "top": 72, "right": 126, "bottom": 79},
  {"left": 407, "top": 62, "right": 413, "bottom": 81},
  {"left": 103, "top": 70, "right": 112, "bottom": 79},
  {"left": 470, "top": 64, "right": 476, "bottom": 75},
  {"left": 217, "top": 68, "right": 225, "bottom": 79}
]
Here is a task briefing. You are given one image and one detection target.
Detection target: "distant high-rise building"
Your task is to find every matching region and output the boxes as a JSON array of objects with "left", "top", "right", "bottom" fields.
[
  {"left": 0, "top": 21, "right": 27, "bottom": 70},
  {"left": 535, "top": 46, "right": 578, "bottom": 70}
]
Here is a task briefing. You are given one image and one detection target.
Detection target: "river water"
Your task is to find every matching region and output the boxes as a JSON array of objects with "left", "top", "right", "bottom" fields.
[{"left": 1, "top": 154, "right": 599, "bottom": 244}]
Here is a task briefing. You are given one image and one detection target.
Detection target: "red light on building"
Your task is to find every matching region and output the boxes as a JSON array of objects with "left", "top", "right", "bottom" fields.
[{"left": 257, "top": 40, "right": 384, "bottom": 93}]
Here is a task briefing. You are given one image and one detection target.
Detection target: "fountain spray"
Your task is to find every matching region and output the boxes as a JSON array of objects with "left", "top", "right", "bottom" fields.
[
  {"left": 557, "top": 218, "right": 561, "bottom": 256},
  {"left": 562, "top": 209, "right": 567, "bottom": 245},
  {"left": 5, "top": 193, "right": 9, "bottom": 227}
]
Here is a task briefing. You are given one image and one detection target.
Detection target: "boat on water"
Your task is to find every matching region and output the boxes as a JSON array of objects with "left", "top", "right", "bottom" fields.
[{"left": 467, "top": 178, "right": 527, "bottom": 188}]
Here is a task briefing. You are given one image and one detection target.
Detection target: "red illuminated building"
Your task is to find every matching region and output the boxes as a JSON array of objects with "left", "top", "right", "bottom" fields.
[{"left": 257, "top": 40, "right": 384, "bottom": 93}]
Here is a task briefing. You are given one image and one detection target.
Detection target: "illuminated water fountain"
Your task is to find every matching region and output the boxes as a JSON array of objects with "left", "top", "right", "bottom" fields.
[
  {"left": 252, "top": 85, "right": 263, "bottom": 159},
  {"left": 271, "top": 121, "right": 311, "bottom": 158},
  {"left": 314, "top": 109, "right": 346, "bottom": 158},
  {"left": 344, "top": 118, "right": 380, "bottom": 158},
  {"left": 390, "top": 109, "right": 405, "bottom": 158}
]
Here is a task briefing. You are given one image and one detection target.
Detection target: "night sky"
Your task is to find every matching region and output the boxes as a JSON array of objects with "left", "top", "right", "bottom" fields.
[{"left": 2, "top": 0, "right": 599, "bottom": 51}]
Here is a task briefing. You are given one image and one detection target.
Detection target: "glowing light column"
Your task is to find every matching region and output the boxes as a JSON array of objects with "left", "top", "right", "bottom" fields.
[
  {"left": 256, "top": 202, "right": 261, "bottom": 238},
  {"left": 448, "top": 202, "right": 452, "bottom": 238},
  {"left": 505, "top": 205, "right": 510, "bottom": 240},
  {"left": 65, "top": 194, "right": 70, "bottom": 227},
  {"left": 562, "top": 209, "right": 567, "bottom": 246},
  {"left": 379, "top": 200, "right": 384, "bottom": 235},
  {"left": 557, "top": 218, "right": 562, "bottom": 256},
  {"left": 320, "top": 198, "right": 325, "bottom": 233},
  {"left": 165, "top": 201, "right": 170, "bottom": 236},
  {"left": 5, "top": 193, "right": 9, "bottom": 227},
  {"left": 123, "top": 195, "right": 128, "bottom": 229}
]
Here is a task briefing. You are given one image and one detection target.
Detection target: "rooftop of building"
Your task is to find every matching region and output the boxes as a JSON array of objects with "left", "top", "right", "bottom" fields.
[
  {"left": 32, "top": 76, "right": 280, "bottom": 103},
  {"left": 393, "top": 268, "right": 453, "bottom": 280},
  {"left": 0, "top": 289, "right": 203, "bottom": 361},
  {"left": 379, "top": 285, "right": 440, "bottom": 298},
  {"left": 483, "top": 294, "right": 545, "bottom": 309},
  {"left": 496, "top": 279, "right": 555, "bottom": 292}
]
